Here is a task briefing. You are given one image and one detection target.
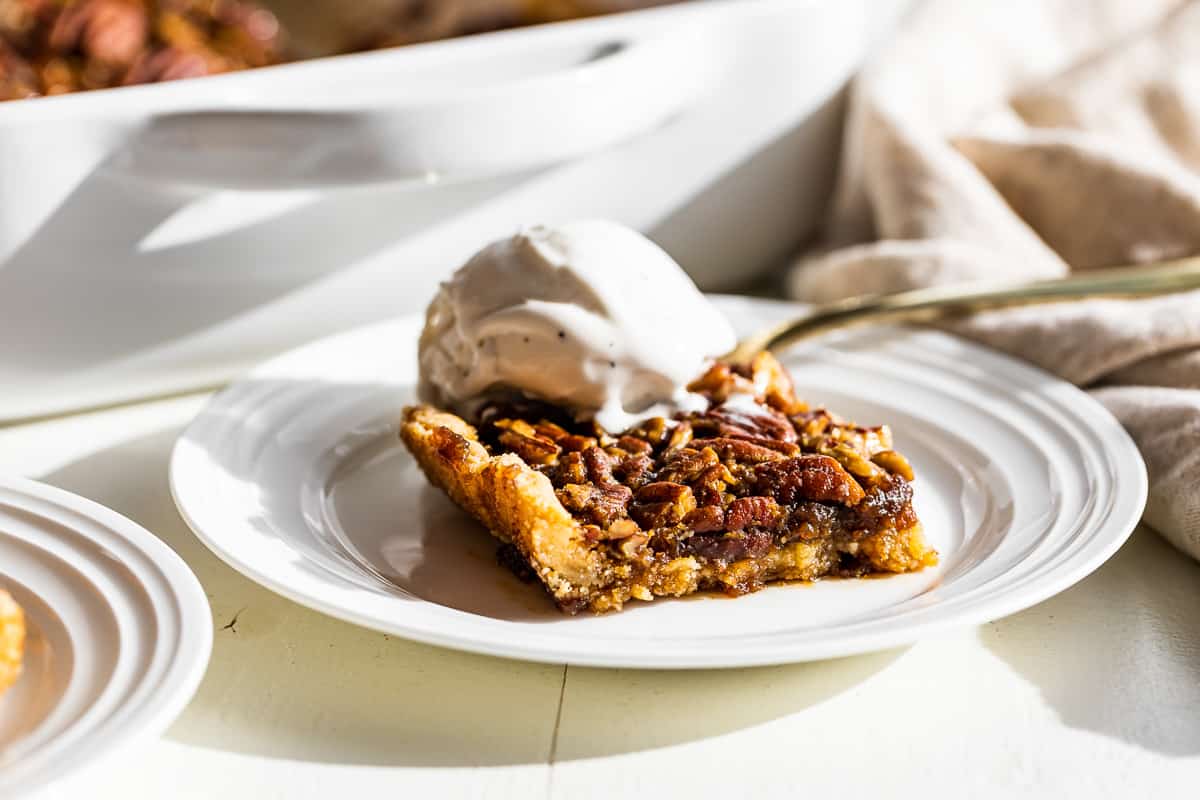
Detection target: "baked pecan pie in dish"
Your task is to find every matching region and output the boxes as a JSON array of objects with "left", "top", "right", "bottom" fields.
[
  {"left": 402, "top": 351, "right": 937, "bottom": 615},
  {"left": 0, "top": 0, "right": 682, "bottom": 100}
]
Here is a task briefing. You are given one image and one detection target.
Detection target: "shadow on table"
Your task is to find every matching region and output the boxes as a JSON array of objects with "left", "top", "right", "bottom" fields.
[
  {"left": 981, "top": 526, "right": 1200, "bottom": 757},
  {"left": 38, "top": 420, "right": 905, "bottom": 768}
]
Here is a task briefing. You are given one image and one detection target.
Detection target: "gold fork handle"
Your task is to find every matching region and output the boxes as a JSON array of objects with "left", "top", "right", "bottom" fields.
[{"left": 727, "top": 255, "right": 1200, "bottom": 364}]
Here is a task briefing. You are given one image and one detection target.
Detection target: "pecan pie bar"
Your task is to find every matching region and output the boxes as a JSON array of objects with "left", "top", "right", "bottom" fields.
[
  {"left": 401, "top": 352, "right": 937, "bottom": 614},
  {"left": 0, "top": 589, "right": 24, "bottom": 695}
]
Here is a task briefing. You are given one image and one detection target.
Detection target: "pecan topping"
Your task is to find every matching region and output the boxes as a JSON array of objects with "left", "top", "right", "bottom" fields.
[
  {"left": 689, "top": 437, "right": 786, "bottom": 464},
  {"left": 752, "top": 455, "right": 866, "bottom": 506},
  {"left": 687, "top": 362, "right": 756, "bottom": 403},
  {"left": 699, "top": 401, "right": 798, "bottom": 443},
  {"left": 748, "top": 352, "right": 806, "bottom": 414},
  {"left": 617, "top": 435, "right": 653, "bottom": 455},
  {"left": 494, "top": 419, "right": 560, "bottom": 465},
  {"left": 630, "top": 481, "right": 696, "bottom": 528},
  {"left": 692, "top": 463, "right": 735, "bottom": 507},
  {"left": 656, "top": 446, "right": 720, "bottom": 485},
  {"left": 613, "top": 452, "right": 653, "bottom": 488},
  {"left": 634, "top": 481, "right": 689, "bottom": 503},
  {"left": 550, "top": 451, "right": 587, "bottom": 485},
  {"left": 793, "top": 409, "right": 833, "bottom": 440},
  {"left": 605, "top": 519, "right": 640, "bottom": 539},
  {"left": 0, "top": 40, "right": 38, "bottom": 100},
  {"left": 871, "top": 450, "right": 915, "bottom": 481},
  {"left": 469, "top": 358, "right": 921, "bottom": 580},
  {"left": 582, "top": 446, "right": 618, "bottom": 486},
  {"left": 534, "top": 421, "right": 596, "bottom": 452},
  {"left": 820, "top": 442, "right": 882, "bottom": 480},
  {"left": 718, "top": 433, "right": 800, "bottom": 456},
  {"left": 559, "top": 433, "right": 598, "bottom": 452},
  {"left": 532, "top": 420, "right": 570, "bottom": 439},
  {"left": 1, "top": 0, "right": 282, "bottom": 98},
  {"left": 432, "top": 426, "right": 472, "bottom": 466},
  {"left": 682, "top": 505, "right": 725, "bottom": 532},
  {"left": 497, "top": 429, "right": 559, "bottom": 465},
  {"left": 664, "top": 420, "right": 693, "bottom": 451},
  {"left": 122, "top": 45, "right": 213, "bottom": 84},
  {"left": 725, "top": 496, "right": 782, "bottom": 531},
  {"left": 49, "top": 0, "right": 147, "bottom": 68},
  {"left": 625, "top": 417, "right": 672, "bottom": 449},
  {"left": 557, "top": 482, "right": 631, "bottom": 528}
]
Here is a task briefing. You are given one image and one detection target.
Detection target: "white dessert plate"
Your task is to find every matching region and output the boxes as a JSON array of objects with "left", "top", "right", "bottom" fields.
[
  {"left": 170, "top": 296, "right": 1146, "bottom": 669},
  {"left": 0, "top": 479, "right": 211, "bottom": 798}
]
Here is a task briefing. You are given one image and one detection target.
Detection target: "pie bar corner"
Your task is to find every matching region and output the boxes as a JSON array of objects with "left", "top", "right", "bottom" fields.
[{"left": 401, "top": 351, "right": 937, "bottom": 615}]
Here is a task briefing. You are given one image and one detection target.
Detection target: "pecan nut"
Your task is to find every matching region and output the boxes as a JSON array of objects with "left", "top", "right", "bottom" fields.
[
  {"left": 497, "top": 429, "right": 560, "bottom": 466},
  {"left": 664, "top": 420, "right": 693, "bottom": 451},
  {"left": 634, "top": 481, "right": 695, "bottom": 504},
  {"left": 557, "top": 482, "right": 632, "bottom": 528},
  {"left": 725, "top": 496, "right": 782, "bottom": 531},
  {"left": 692, "top": 463, "right": 735, "bottom": 507},
  {"left": 582, "top": 446, "right": 619, "bottom": 486},
  {"left": 752, "top": 455, "right": 866, "bottom": 506},
  {"left": 689, "top": 437, "right": 785, "bottom": 464},
  {"left": 551, "top": 451, "right": 588, "bottom": 485},
  {"left": 683, "top": 505, "right": 725, "bottom": 533},
  {"left": 612, "top": 452, "right": 652, "bottom": 488},
  {"left": 686, "top": 362, "right": 756, "bottom": 403},
  {"left": 534, "top": 421, "right": 596, "bottom": 452},
  {"left": 616, "top": 435, "right": 653, "bottom": 455},
  {"left": 656, "top": 446, "right": 720, "bottom": 485},
  {"left": 748, "top": 351, "right": 806, "bottom": 414},
  {"left": 631, "top": 481, "right": 696, "bottom": 528},
  {"left": 49, "top": 0, "right": 148, "bottom": 68},
  {"left": 0, "top": 40, "right": 38, "bottom": 100},
  {"left": 872, "top": 450, "right": 915, "bottom": 481},
  {"left": 700, "top": 401, "right": 798, "bottom": 444}
]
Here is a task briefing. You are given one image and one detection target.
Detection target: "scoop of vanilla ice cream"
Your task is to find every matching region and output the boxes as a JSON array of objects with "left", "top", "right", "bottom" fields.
[{"left": 417, "top": 220, "right": 737, "bottom": 432}]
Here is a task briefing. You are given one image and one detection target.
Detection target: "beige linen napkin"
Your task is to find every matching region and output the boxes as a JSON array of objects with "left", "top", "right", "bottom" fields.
[{"left": 790, "top": 0, "right": 1200, "bottom": 559}]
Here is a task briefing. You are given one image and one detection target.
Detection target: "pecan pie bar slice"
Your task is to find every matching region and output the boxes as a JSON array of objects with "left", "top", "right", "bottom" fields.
[
  {"left": 401, "top": 352, "right": 937, "bottom": 614},
  {"left": 0, "top": 589, "right": 24, "bottom": 695}
]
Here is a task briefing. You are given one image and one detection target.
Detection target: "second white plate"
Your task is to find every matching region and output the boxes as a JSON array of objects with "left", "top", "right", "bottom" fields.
[
  {"left": 170, "top": 296, "right": 1146, "bottom": 668},
  {"left": 0, "top": 479, "right": 211, "bottom": 798}
]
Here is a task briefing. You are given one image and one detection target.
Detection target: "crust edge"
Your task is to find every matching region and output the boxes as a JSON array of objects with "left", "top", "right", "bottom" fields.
[{"left": 401, "top": 405, "right": 608, "bottom": 608}]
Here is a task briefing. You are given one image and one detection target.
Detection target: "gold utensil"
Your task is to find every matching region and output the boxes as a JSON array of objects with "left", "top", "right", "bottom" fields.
[{"left": 727, "top": 256, "right": 1200, "bottom": 364}]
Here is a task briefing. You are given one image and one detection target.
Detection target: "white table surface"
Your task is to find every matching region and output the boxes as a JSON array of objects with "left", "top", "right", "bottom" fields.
[{"left": 2, "top": 391, "right": 1198, "bottom": 799}]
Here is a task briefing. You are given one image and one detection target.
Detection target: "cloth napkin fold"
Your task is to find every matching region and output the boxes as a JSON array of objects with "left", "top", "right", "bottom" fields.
[{"left": 790, "top": 0, "right": 1200, "bottom": 559}]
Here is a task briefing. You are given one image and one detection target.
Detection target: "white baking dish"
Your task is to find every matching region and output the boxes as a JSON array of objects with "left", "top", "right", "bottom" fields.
[{"left": 0, "top": 0, "right": 905, "bottom": 420}]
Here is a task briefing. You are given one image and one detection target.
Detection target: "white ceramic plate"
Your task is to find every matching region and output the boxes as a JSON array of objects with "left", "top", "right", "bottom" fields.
[
  {"left": 171, "top": 296, "right": 1146, "bottom": 669},
  {"left": 0, "top": 479, "right": 212, "bottom": 798}
]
